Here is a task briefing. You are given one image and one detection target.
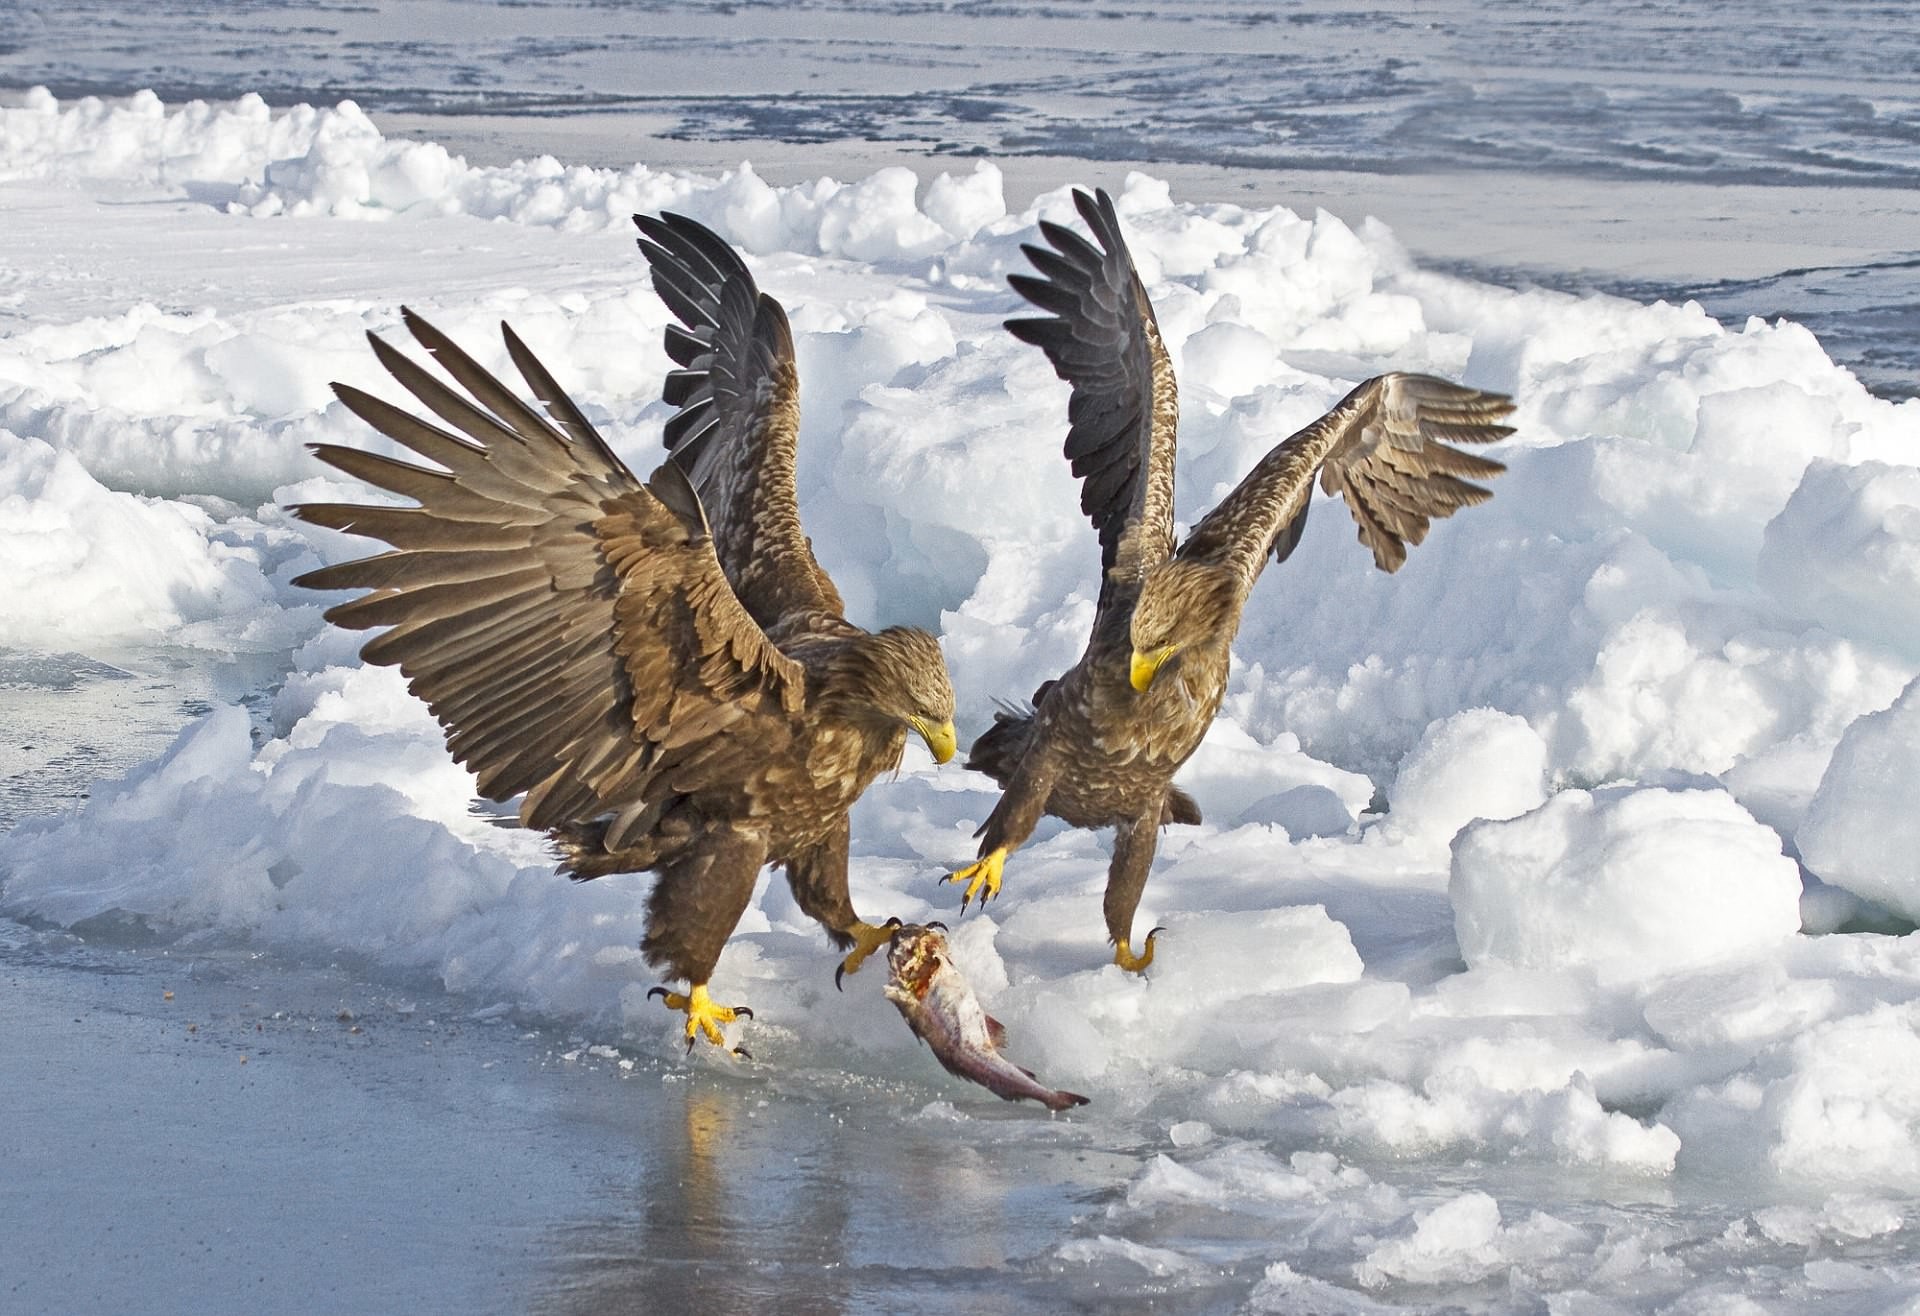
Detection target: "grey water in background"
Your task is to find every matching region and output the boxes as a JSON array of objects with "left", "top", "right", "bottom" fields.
[
  {"left": 4, "top": 0, "right": 1916, "bottom": 398},
  {"left": 9, "top": 0, "right": 1920, "bottom": 188}
]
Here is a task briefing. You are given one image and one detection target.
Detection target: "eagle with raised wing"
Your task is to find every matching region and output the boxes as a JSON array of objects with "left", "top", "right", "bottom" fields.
[
  {"left": 950, "top": 188, "right": 1512, "bottom": 970},
  {"left": 292, "top": 213, "right": 957, "bottom": 1052}
]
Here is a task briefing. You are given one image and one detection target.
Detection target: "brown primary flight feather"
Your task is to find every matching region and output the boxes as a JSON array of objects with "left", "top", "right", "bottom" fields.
[
  {"left": 957, "top": 188, "right": 1513, "bottom": 969},
  {"left": 293, "top": 215, "right": 956, "bottom": 1037}
]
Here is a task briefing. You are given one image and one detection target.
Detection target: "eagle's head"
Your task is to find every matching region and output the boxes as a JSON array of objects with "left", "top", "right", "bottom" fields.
[
  {"left": 1128, "top": 558, "right": 1240, "bottom": 693},
  {"left": 838, "top": 626, "right": 959, "bottom": 762}
]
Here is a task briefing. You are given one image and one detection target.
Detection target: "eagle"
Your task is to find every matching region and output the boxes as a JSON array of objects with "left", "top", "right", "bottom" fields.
[
  {"left": 950, "top": 188, "right": 1513, "bottom": 970},
  {"left": 291, "top": 212, "right": 958, "bottom": 1052}
]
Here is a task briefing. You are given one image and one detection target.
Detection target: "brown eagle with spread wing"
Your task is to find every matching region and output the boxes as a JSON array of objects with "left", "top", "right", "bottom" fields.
[
  {"left": 291, "top": 212, "right": 957, "bottom": 1052},
  {"left": 950, "top": 188, "right": 1513, "bottom": 970}
]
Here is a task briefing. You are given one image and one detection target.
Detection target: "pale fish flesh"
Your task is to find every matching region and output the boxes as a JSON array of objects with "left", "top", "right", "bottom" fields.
[{"left": 884, "top": 923, "right": 1089, "bottom": 1112}]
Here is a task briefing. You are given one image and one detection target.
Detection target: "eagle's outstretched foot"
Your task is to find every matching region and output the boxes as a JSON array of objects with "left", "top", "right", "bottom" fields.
[
  {"left": 1112, "top": 927, "right": 1164, "bottom": 974},
  {"left": 648, "top": 983, "right": 753, "bottom": 1054},
  {"left": 943, "top": 847, "right": 1007, "bottom": 913},
  {"left": 834, "top": 917, "right": 903, "bottom": 990}
]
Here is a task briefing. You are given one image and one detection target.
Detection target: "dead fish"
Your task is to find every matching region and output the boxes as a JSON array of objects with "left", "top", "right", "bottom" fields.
[{"left": 884, "top": 923, "right": 1089, "bottom": 1113}]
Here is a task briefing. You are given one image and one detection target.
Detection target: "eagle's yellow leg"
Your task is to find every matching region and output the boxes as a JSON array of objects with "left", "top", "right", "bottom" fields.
[
  {"left": 943, "top": 847, "right": 1007, "bottom": 912},
  {"left": 834, "top": 918, "right": 900, "bottom": 988},
  {"left": 1112, "top": 928, "right": 1162, "bottom": 974},
  {"left": 648, "top": 983, "right": 752, "bottom": 1052}
]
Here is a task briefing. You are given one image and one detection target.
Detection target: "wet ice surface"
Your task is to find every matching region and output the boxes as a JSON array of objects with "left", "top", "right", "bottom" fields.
[
  {"left": 0, "top": 648, "right": 284, "bottom": 830},
  {"left": 1, "top": 912, "right": 1141, "bottom": 1314}
]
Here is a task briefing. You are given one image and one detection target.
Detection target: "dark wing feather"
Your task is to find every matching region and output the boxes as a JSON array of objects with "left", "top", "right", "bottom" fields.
[
  {"left": 1180, "top": 372, "right": 1512, "bottom": 580},
  {"left": 1005, "top": 188, "right": 1178, "bottom": 597},
  {"left": 634, "top": 211, "right": 844, "bottom": 632},
  {"left": 291, "top": 309, "right": 804, "bottom": 838}
]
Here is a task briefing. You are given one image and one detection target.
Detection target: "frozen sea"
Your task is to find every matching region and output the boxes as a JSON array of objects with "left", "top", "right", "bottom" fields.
[
  {"left": 9, "top": 0, "right": 1919, "bottom": 403},
  {"left": 4, "top": 2, "right": 1920, "bottom": 1312}
]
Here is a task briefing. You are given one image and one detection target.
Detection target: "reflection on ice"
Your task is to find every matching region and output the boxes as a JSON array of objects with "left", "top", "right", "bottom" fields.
[{"left": 538, "top": 1081, "right": 1114, "bottom": 1314}]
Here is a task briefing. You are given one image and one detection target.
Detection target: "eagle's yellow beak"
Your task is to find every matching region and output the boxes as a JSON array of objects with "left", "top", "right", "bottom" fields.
[
  {"left": 1130, "top": 644, "right": 1179, "bottom": 693},
  {"left": 914, "top": 717, "right": 958, "bottom": 764}
]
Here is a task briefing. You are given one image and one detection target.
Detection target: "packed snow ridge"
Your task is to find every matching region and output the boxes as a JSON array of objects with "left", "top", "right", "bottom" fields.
[{"left": 6, "top": 90, "right": 1920, "bottom": 1201}]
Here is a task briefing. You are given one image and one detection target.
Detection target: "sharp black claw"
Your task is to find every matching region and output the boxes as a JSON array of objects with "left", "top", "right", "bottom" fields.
[
  {"left": 834, "top": 964, "right": 848, "bottom": 992},
  {"left": 647, "top": 986, "right": 668, "bottom": 1002},
  {"left": 927, "top": 920, "right": 949, "bottom": 933},
  {"left": 684, "top": 1035, "right": 695, "bottom": 1055},
  {"left": 883, "top": 916, "right": 903, "bottom": 929},
  {"left": 735, "top": 1006, "right": 753, "bottom": 1021},
  {"left": 732, "top": 1046, "right": 752, "bottom": 1060}
]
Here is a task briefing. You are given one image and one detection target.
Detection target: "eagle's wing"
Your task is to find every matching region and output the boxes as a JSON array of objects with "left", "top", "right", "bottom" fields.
[
  {"left": 292, "top": 308, "right": 805, "bottom": 837},
  {"left": 634, "top": 211, "right": 846, "bottom": 634},
  {"left": 1006, "top": 187, "right": 1178, "bottom": 607},
  {"left": 1178, "top": 373, "right": 1512, "bottom": 581}
]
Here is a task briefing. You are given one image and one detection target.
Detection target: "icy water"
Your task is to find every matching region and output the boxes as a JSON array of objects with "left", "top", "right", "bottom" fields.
[
  {"left": 3, "top": 0, "right": 1917, "bottom": 397},
  {"left": 10, "top": 0, "right": 1920, "bottom": 188}
]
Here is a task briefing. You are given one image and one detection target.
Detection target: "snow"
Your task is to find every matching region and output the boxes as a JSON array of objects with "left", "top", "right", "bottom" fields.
[
  {"left": 1353, "top": 1191, "right": 1586, "bottom": 1290},
  {"left": 0, "top": 430, "right": 306, "bottom": 650},
  {"left": 1761, "top": 459, "right": 1920, "bottom": 663},
  {"left": 1451, "top": 786, "right": 1805, "bottom": 981},
  {"left": 4, "top": 83, "right": 1920, "bottom": 1310},
  {"left": 1374, "top": 708, "right": 1548, "bottom": 856},
  {"left": 1798, "top": 676, "right": 1920, "bottom": 920}
]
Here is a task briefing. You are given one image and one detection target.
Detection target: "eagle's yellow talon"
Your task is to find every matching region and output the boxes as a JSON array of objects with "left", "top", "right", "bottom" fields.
[
  {"left": 943, "top": 847, "right": 1007, "bottom": 912},
  {"left": 1113, "top": 926, "right": 1162, "bottom": 974},
  {"left": 648, "top": 982, "right": 751, "bottom": 1050},
  {"left": 834, "top": 917, "right": 902, "bottom": 990}
]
